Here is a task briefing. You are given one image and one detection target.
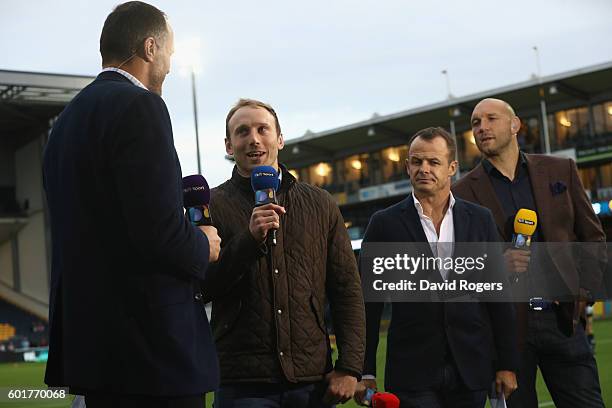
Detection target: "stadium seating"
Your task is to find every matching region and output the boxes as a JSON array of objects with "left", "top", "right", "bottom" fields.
[
  {"left": 0, "top": 297, "right": 47, "bottom": 347},
  {"left": 0, "top": 323, "right": 16, "bottom": 341}
]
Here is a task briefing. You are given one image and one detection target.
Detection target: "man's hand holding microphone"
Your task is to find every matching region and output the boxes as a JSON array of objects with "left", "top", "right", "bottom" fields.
[
  {"left": 354, "top": 378, "right": 400, "bottom": 407},
  {"left": 250, "top": 166, "right": 284, "bottom": 245},
  {"left": 249, "top": 204, "right": 285, "bottom": 244},
  {"left": 504, "top": 248, "right": 531, "bottom": 274},
  {"left": 183, "top": 175, "right": 221, "bottom": 262},
  {"left": 353, "top": 378, "right": 377, "bottom": 405},
  {"left": 505, "top": 208, "right": 537, "bottom": 278},
  {"left": 199, "top": 225, "right": 221, "bottom": 262}
]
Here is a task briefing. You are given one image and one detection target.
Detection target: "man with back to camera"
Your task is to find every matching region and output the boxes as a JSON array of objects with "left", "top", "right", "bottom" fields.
[
  {"left": 43, "top": 2, "right": 221, "bottom": 407},
  {"left": 354, "top": 127, "right": 519, "bottom": 408},
  {"left": 452, "top": 98, "right": 606, "bottom": 407},
  {"left": 202, "top": 98, "right": 366, "bottom": 407}
]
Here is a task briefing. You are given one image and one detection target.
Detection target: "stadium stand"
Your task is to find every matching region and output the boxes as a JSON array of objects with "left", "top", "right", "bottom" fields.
[{"left": 0, "top": 297, "right": 48, "bottom": 348}]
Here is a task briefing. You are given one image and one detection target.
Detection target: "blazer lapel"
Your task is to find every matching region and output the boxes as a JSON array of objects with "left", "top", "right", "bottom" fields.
[
  {"left": 525, "top": 154, "right": 552, "bottom": 241},
  {"left": 452, "top": 199, "right": 470, "bottom": 243},
  {"left": 398, "top": 196, "right": 429, "bottom": 243},
  {"left": 446, "top": 199, "right": 470, "bottom": 284},
  {"left": 468, "top": 164, "right": 506, "bottom": 238},
  {"left": 399, "top": 195, "right": 443, "bottom": 284}
]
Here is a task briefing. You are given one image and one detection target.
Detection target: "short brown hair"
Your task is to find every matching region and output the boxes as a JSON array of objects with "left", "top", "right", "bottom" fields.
[
  {"left": 225, "top": 99, "right": 282, "bottom": 139},
  {"left": 408, "top": 127, "right": 457, "bottom": 162},
  {"left": 100, "top": 1, "right": 168, "bottom": 65}
]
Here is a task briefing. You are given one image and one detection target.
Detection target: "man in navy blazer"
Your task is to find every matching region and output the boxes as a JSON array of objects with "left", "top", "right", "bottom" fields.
[
  {"left": 355, "top": 127, "right": 519, "bottom": 408},
  {"left": 42, "top": 2, "right": 221, "bottom": 407}
]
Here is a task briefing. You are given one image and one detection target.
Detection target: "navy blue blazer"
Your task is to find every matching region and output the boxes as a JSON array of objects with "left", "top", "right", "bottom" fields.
[
  {"left": 43, "top": 72, "right": 219, "bottom": 396},
  {"left": 362, "top": 194, "right": 518, "bottom": 392}
]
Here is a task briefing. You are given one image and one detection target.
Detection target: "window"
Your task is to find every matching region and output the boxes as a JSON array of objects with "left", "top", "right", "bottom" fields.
[
  {"left": 342, "top": 154, "right": 370, "bottom": 186},
  {"left": 579, "top": 167, "right": 597, "bottom": 192},
  {"left": 600, "top": 163, "right": 612, "bottom": 189},
  {"left": 593, "top": 101, "right": 612, "bottom": 135},
  {"left": 553, "top": 106, "right": 589, "bottom": 149},
  {"left": 517, "top": 117, "right": 541, "bottom": 153},
  {"left": 296, "top": 167, "right": 310, "bottom": 184},
  {"left": 307, "top": 162, "right": 332, "bottom": 187},
  {"left": 380, "top": 145, "right": 408, "bottom": 182},
  {"left": 579, "top": 163, "right": 612, "bottom": 200},
  {"left": 458, "top": 130, "right": 481, "bottom": 170}
]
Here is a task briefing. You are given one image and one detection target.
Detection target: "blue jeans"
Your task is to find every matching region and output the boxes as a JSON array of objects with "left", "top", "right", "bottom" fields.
[{"left": 214, "top": 382, "right": 332, "bottom": 408}]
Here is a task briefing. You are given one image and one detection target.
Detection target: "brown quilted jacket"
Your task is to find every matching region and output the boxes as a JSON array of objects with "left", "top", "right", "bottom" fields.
[{"left": 203, "top": 165, "right": 365, "bottom": 384}]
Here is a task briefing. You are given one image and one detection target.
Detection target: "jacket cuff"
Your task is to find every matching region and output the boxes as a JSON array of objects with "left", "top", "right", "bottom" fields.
[
  {"left": 334, "top": 365, "right": 362, "bottom": 382},
  {"left": 236, "top": 228, "right": 267, "bottom": 258},
  {"left": 495, "top": 352, "right": 519, "bottom": 373}
]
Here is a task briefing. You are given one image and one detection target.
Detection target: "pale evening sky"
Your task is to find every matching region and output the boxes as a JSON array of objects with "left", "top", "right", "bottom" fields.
[{"left": 1, "top": 0, "right": 611, "bottom": 186}]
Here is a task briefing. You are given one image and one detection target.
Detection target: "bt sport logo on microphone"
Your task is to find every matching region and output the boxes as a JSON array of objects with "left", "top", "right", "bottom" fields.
[{"left": 183, "top": 185, "right": 207, "bottom": 194}]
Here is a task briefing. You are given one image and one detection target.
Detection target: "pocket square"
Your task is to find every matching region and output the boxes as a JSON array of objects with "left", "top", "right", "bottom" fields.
[{"left": 550, "top": 181, "right": 567, "bottom": 195}]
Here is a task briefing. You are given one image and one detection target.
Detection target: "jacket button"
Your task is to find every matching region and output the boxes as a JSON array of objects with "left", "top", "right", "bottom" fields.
[
  {"left": 274, "top": 269, "right": 279, "bottom": 274},
  {"left": 277, "top": 309, "right": 282, "bottom": 315},
  {"left": 279, "top": 351, "right": 284, "bottom": 357},
  {"left": 194, "top": 292, "right": 203, "bottom": 301}
]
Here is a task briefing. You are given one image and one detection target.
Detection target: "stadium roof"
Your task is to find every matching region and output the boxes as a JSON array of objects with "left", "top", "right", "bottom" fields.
[
  {"left": 0, "top": 70, "right": 94, "bottom": 247},
  {"left": 0, "top": 69, "right": 94, "bottom": 148},
  {"left": 280, "top": 60, "right": 612, "bottom": 168}
]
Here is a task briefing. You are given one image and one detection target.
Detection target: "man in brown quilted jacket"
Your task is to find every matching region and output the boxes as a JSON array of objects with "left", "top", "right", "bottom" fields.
[{"left": 203, "top": 98, "right": 366, "bottom": 408}]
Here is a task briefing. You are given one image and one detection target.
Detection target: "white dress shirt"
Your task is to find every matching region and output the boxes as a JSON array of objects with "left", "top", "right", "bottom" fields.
[
  {"left": 413, "top": 192, "right": 456, "bottom": 280},
  {"left": 101, "top": 67, "right": 148, "bottom": 90},
  {"left": 361, "top": 193, "right": 457, "bottom": 382}
]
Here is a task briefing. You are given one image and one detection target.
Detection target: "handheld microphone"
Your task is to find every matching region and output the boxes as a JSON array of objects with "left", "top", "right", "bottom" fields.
[
  {"left": 512, "top": 208, "right": 537, "bottom": 249},
  {"left": 251, "top": 166, "right": 280, "bottom": 245},
  {"left": 368, "top": 392, "right": 400, "bottom": 408},
  {"left": 361, "top": 388, "right": 376, "bottom": 406},
  {"left": 182, "top": 175, "right": 212, "bottom": 226}
]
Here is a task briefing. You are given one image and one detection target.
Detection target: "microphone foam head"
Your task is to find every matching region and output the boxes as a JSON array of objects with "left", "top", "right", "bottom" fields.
[
  {"left": 514, "top": 208, "right": 537, "bottom": 236},
  {"left": 182, "top": 175, "right": 210, "bottom": 207},
  {"left": 372, "top": 392, "right": 400, "bottom": 408},
  {"left": 251, "top": 166, "right": 279, "bottom": 192}
]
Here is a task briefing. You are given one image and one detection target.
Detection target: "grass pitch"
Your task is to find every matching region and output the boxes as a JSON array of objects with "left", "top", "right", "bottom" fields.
[{"left": 1, "top": 318, "right": 610, "bottom": 407}]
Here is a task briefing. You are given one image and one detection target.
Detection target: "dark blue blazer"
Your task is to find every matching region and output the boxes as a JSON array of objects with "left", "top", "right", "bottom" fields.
[
  {"left": 43, "top": 71, "right": 219, "bottom": 396},
  {"left": 362, "top": 195, "right": 518, "bottom": 392}
]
